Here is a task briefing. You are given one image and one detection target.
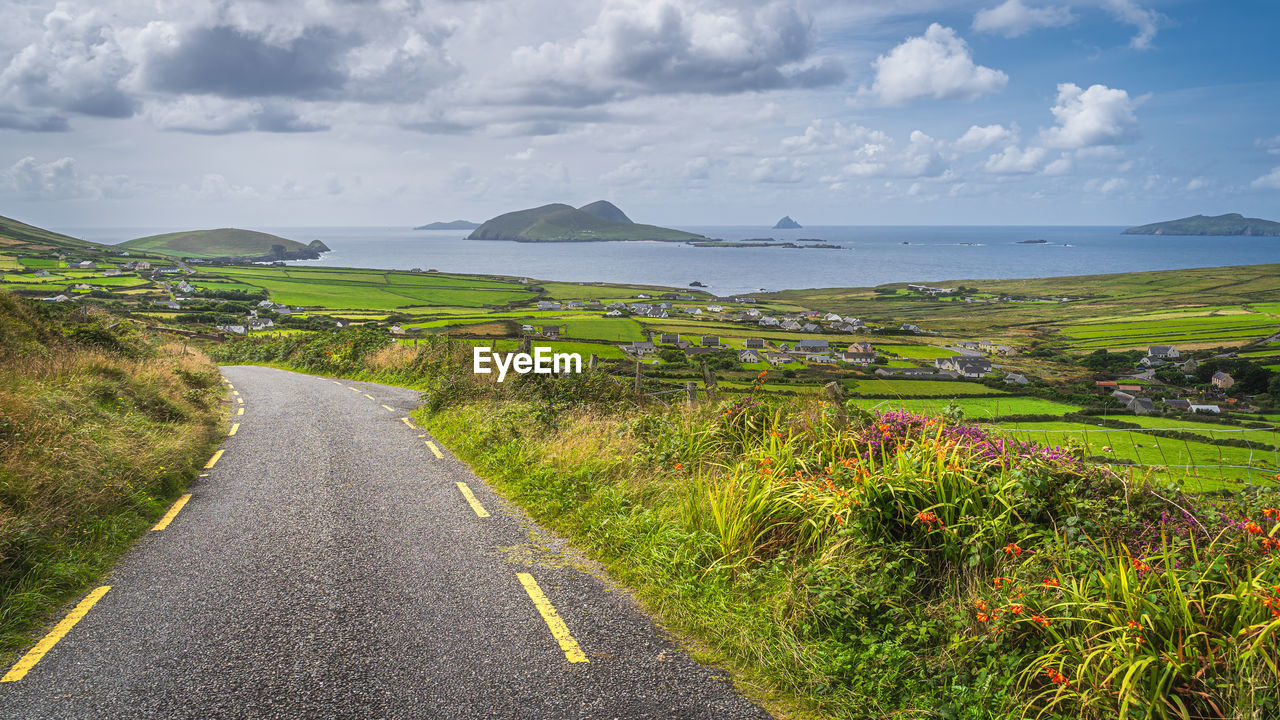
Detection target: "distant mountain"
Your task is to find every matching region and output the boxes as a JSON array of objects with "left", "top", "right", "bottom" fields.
[
  {"left": 468, "top": 202, "right": 703, "bottom": 243},
  {"left": 414, "top": 220, "right": 479, "bottom": 230},
  {"left": 773, "top": 215, "right": 802, "bottom": 229},
  {"left": 577, "top": 200, "right": 632, "bottom": 224},
  {"left": 118, "top": 228, "right": 331, "bottom": 260},
  {"left": 1122, "top": 213, "right": 1280, "bottom": 236},
  {"left": 0, "top": 214, "right": 99, "bottom": 251}
]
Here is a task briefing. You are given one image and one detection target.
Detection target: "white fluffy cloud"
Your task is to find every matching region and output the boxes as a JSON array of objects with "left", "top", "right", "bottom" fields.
[
  {"left": 506, "top": 0, "right": 844, "bottom": 106},
  {"left": 953, "top": 124, "right": 1016, "bottom": 153},
  {"left": 751, "top": 157, "right": 807, "bottom": 183},
  {"left": 984, "top": 145, "right": 1047, "bottom": 174},
  {"left": 1040, "top": 82, "right": 1139, "bottom": 149},
  {"left": 861, "top": 24, "right": 1007, "bottom": 106},
  {"left": 1103, "top": 0, "right": 1161, "bottom": 50},
  {"left": 1252, "top": 167, "right": 1280, "bottom": 190},
  {"left": 972, "top": 0, "right": 1074, "bottom": 38},
  {"left": 781, "top": 120, "right": 889, "bottom": 154},
  {"left": 3, "top": 155, "right": 133, "bottom": 199}
]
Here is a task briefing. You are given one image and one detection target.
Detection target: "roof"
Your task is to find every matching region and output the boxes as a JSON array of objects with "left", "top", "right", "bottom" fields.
[{"left": 1212, "top": 371, "right": 1232, "bottom": 380}]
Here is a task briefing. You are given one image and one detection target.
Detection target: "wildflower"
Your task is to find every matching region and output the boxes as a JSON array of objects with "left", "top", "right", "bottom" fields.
[
  {"left": 915, "top": 510, "right": 944, "bottom": 529},
  {"left": 673, "top": 463, "right": 683, "bottom": 471},
  {"left": 1003, "top": 543, "right": 1024, "bottom": 558},
  {"left": 1041, "top": 577, "right": 1060, "bottom": 588},
  {"left": 756, "top": 370, "right": 767, "bottom": 381},
  {"left": 1132, "top": 558, "right": 1151, "bottom": 574},
  {"left": 1245, "top": 522, "right": 1264, "bottom": 536},
  {"left": 975, "top": 600, "right": 989, "bottom": 611},
  {"left": 1008, "top": 604, "right": 1024, "bottom": 615},
  {"left": 993, "top": 576, "right": 1011, "bottom": 589},
  {"left": 975, "top": 612, "right": 989, "bottom": 623},
  {"left": 1030, "top": 614, "right": 1051, "bottom": 627},
  {"left": 1044, "top": 667, "right": 1069, "bottom": 687},
  {"left": 1263, "top": 508, "right": 1279, "bottom": 521}
]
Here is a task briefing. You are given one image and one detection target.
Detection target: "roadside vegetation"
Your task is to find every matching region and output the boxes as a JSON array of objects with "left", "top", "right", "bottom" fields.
[
  {"left": 0, "top": 290, "right": 223, "bottom": 655},
  {"left": 212, "top": 331, "right": 1280, "bottom": 719}
]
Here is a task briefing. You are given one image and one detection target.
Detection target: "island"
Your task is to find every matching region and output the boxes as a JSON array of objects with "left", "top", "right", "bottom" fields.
[
  {"left": 1017, "top": 239, "right": 1049, "bottom": 244},
  {"left": 414, "top": 220, "right": 479, "bottom": 230},
  {"left": 773, "top": 215, "right": 802, "bottom": 229},
  {"left": 1122, "top": 213, "right": 1280, "bottom": 236},
  {"left": 117, "top": 228, "right": 331, "bottom": 261},
  {"left": 468, "top": 201, "right": 704, "bottom": 243}
]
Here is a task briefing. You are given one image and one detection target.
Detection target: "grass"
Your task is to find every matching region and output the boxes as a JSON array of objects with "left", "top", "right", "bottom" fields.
[
  {"left": 117, "top": 228, "right": 313, "bottom": 259},
  {"left": 850, "top": 396, "right": 1080, "bottom": 418},
  {"left": 845, "top": 378, "right": 1006, "bottom": 396},
  {"left": 0, "top": 291, "right": 223, "bottom": 656}
]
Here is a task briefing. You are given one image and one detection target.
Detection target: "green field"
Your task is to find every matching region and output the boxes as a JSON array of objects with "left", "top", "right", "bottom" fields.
[
  {"left": 117, "top": 228, "right": 316, "bottom": 259},
  {"left": 849, "top": 396, "right": 1079, "bottom": 419},
  {"left": 202, "top": 267, "right": 536, "bottom": 310},
  {"left": 845, "top": 378, "right": 1006, "bottom": 396}
]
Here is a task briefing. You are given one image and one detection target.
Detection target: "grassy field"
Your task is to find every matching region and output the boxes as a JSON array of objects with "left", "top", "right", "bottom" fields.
[
  {"left": 202, "top": 267, "right": 536, "bottom": 310},
  {"left": 849, "top": 395, "right": 1080, "bottom": 418},
  {"left": 844, "top": 378, "right": 1006, "bottom": 396}
]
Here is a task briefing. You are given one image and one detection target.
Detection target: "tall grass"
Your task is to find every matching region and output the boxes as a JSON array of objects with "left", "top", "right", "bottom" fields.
[{"left": 0, "top": 294, "right": 223, "bottom": 654}]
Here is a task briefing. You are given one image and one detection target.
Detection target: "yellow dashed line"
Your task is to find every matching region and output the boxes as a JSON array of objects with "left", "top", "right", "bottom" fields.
[
  {"left": 231, "top": 390, "right": 240, "bottom": 397},
  {"left": 204, "top": 450, "right": 224, "bottom": 469},
  {"left": 228, "top": 423, "right": 239, "bottom": 437},
  {"left": 348, "top": 386, "right": 361, "bottom": 392},
  {"left": 381, "top": 405, "right": 394, "bottom": 412},
  {"left": 332, "top": 380, "right": 343, "bottom": 385},
  {"left": 425, "top": 441, "right": 444, "bottom": 459},
  {"left": 236, "top": 407, "right": 244, "bottom": 416},
  {"left": 2, "top": 586, "right": 112, "bottom": 682},
  {"left": 225, "top": 383, "right": 234, "bottom": 390},
  {"left": 516, "top": 574, "right": 588, "bottom": 664},
  {"left": 364, "top": 393, "right": 376, "bottom": 400},
  {"left": 456, "top": 482, "right": 490, "bottom": 517},
  {"left": 151, "top": 494, "right": 192, "bottom": 531},
  {"left": 401, "top": 417, "right": 416, "bottom": 429},
  {"left": 235, "top": 397, "right": 243, "bottom": 405}
]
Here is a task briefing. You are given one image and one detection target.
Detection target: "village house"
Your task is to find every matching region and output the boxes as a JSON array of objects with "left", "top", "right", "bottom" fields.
[
  {"left": 957, "top": 341, "right": 980, "bottom": 350},
  {"left": 992, "top": 345, "right": 1016, "bottom": 356},
  {"left": 1004, "top": 373, "right": 1030, "bottom": 385},
  {"left": 935, "top": 356, "right": 992, "bottom": 378},
  {"left": 706, "top": 304, "right": 723, "bottom": 312},
  {"left": 847, "top": 341, "right": 874, "bottom": 354},
  {"left": 744, "top": 308, "right": 762, "bottom": 318},
  {"left": 840, "top": 351, "right": 876, "bottom": 366},
  {"left": 646, "top": 308, "right": 669, "bottom": 319},
  {"left": 700, "top": 336, "right": 720, "bottom": 347},
  {"left": 780, "top": 319, "right": 802, "bottom": 331},
  {"left": 1148, "top": 345, "right": 1181, "bottom": 359},
  {"left": 73, "top": 283, "right": 91, "bottom": 291},
  {"left": 738, "top": 349, "right": 760, "bottom": 363},
  {"left": 1128, "top": 397, "right": 1156, "bottom": 415},
  {"left": 765, "top": 352, "right": 792, "bottom": 367},
  {"left": 901, "top": 323, "right": 924, "bottom": 334},
  {"left": 797, "top": 339, "right": 829, "bottom": 351},
  {"left": 804, "top": 353, "right": 835, "bottom": 364},
  {"left": 758, "top": 316, "right": 780, "bottom": 327},
  {"left": 41, "top": 294, "right": 71, "bottom": 303},
  {"left": 536, "top": 301, "right": 561, "bottom": 311},
  {"left": 250, "top": 318, "right": 275, "bottom": 331},
  {"left": 78, "top": 260, "right": 96, "bottom": 269},
  {"left": 217, "top": 325, "right": 247, "bottom": 335},
  {"left": 1165, "top": 398, "right": 1191, "bottom": 411},
  {"left": 636, "top": 293, "right": 650, "bottom": 299},
  {"left": 622, "top": 340, "right": 656, "bottom": 357},
  {"left": 540, "top": 325, "right": 560, "bottom": 340},
  {"left": 1139, "top": 356, "right": 1166, "bottom": 369},
  {"left": 659, "top": 334, "right": 680, "bottom": 345},
  {"left": 823, "top": 312, "right": 842, "bottom": 322},
  {"left": 744, "top": 338, "right": 766, "bottom": 349},
  {"left": 1211, "top": 371, "right": 1235, "bottom": 390},
  {"left": 33, "top": 269, "right": 51, "bottom": 277},
  {"left": 102, "top": 268, "right": 122, "bottom": 277},
  {"left": 587, "top": 300, "right": 603, "bottom": 310},
  {"left": 684, "top": 307, "right": 702, "bottom": 315},
  {"left": 1175, "top": 358, "right": 1198, "bottom": 374},
  {"left": 801, "top": 323, "right": 821, "bottom": 333},
  {"left": 1190, "top": 404, "right": 1221, "bottom": 414},
  {"left": 566, "top": 301, "right": 585, "bottom": 309},
  {"left": 605, "top": 309, "right": 623, "bottom": 317}
]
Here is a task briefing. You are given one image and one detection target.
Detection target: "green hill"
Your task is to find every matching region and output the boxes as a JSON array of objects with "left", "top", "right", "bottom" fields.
[
  {"left": 118, "top": 229, "right": 330, "bottom": 260},
  {"left": 414, "top": 220, "right": 479, "bottom": 230},
  {"left": 468, "top": 202, "right": 702, "bottom": 243},
  {"left": 577, "top": 200, "right": 633, "bottom": 224},
  {"left": 1122, "top": 213, "right": 1280, "bottom": 236},
  {"left": 0, "top": 214, "right": 97, "bottom": 251}
]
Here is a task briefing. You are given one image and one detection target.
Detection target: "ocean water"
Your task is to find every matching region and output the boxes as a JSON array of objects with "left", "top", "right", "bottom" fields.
[{"left": 72, "top": 225, "right": 1278, "bottom": 296}]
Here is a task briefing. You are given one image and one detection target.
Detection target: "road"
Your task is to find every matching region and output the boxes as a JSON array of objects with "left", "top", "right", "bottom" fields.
[{"left": 1, "top": 366, "right": 771, "bottom": 720}]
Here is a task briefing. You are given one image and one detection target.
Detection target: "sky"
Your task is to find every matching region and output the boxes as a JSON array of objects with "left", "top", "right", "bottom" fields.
[{"left": 0, "top": 0, "right": 1277, "bottom": 230}]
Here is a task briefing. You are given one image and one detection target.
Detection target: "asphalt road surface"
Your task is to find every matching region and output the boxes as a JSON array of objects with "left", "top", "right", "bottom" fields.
[{"left": 1, "top": 366, "right": 772, "bottom": 720}]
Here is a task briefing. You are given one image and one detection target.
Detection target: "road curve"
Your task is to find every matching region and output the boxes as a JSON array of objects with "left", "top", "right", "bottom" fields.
[{"left": 1, "top": 365, "right": 771, "bottom": 720}]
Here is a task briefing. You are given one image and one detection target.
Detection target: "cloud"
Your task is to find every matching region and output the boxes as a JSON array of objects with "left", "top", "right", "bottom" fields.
[
  {"left": 984, "top": 145, "right": 1047, "bottom": 174},
  {"left": 1042, "top": 153, "right": 1072, "bottom": 175},
  {"left": 145, "top": 96, "right": 327, "bottom": 134},
  {"left": 505, "top": 0, "right": 845, "bottom": 107},
  {"left": 1102, "top": 0, "right": 1161, "bottom": 50},
  {"left": 817, "top": 128, "right": 947, "bottom": 180},
  {"left": 781, "top": 120, "right": 889, "bottom": 154},
  {"left": 1040, "top": 82, "right": 1139, "bottom": 149},
  {"left": 953, "top": 123, "right": 1017, "bottom": 153},
  {"left": 683, "top": 156, "right": 712, "bottom": 180},
  {"left": 1257, "top": 136, "right": 1280, "bottom": 155},
  {"left": 1184, "top": 176, "right": 1207, "bottom": 192},
  {"left": 1252, "top": 167, "right": 1280, "bottom": 190},
  {"left": 751, "top": 157, "right": 807, "bottom": 183},
  {"left": 1085, "top": 176, "right": 1127, "bottom": 194},
  {"left": 0, "top": 7, "right": 136, "bottom": 118},
  {"left": 2, "top": 156, "right": 133, "bottom": 200},
  {"left": 972, "top": 0, "right": 1074, "bottom": 38},
  {"left": 861, "top": 24, "right": 1007, "bottom": 105},
  {"left": 0, "top": 106, "right": 69, "bottom": 131},
  {"left": 600, "top": 159, "right": 651, "bottom": 185}
]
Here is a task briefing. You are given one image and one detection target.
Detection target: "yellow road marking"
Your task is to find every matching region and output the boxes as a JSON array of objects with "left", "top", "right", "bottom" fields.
[
  {"left": 364, "top": 393, "right": 376, "bottom": 400},
  {"left": 236, "top": 407, "right": 244, "bottom": 416},
  {"left": 348, "top": 386, "right": 361, "bottom": 392},
  {"left": 152, "top": 494, "right": 192, "bottom": 531},
  {"left": 332, "top": 380, "right": 343, "bottom": 385},
  {"left": 228, "top": 423, "right": 239, "bottom": 437},
  {"left": 516, "top": 573, "right": 588, "bottom": 664},
  {"left": 226, "top": 383, "right": 234, "bottom": 390},
  {"left": 401, "top": 417, "right": 416, "bottom": 429},
  {"left": 381, "top": 405, "right": 394, "bottom": 412},
  {"left": 199, "top": 473, "right": 209, "bottom": 478},
  {"left": 456, "top": 482, "right": 490, "bottom": 517},
  {"left": 2, "top": 586, "right": 112, "bottom": 682},
  {"left": 231, "top": 390, "right": 239, "bottom": 397},
  {"left": 425, "top": 441, "right": 444, "bottom": 459},
  {"left": 204, "top": 450, "right": 224, "bottom": 469},
  {"left": 235, "top": 397, "right": 243, "bottom": 405}
]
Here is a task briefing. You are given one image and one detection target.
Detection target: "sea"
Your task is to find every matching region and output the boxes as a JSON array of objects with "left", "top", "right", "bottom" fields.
[{"left": 69, "top": 225, "right": 1278, "bottom": 297}]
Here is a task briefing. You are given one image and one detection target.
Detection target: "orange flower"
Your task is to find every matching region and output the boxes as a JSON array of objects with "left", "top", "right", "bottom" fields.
[
  {"left": 1041, "top": 577, "right": 1060, "bottom": 588},
  {"left": 877, "top": 424, "right": 890, "bottom": 432},
  {"left": 975, "top": 612, "right": 989, "bottom": 623},
  {"left": 1008, "top": 604, "right": 1024, "bottom": 615},
  {"left": 1003, "top": 543, "right": 1024, "bottom": 558},
  {"left": 673, "top": 463, "right": 683, "bottom": 471},
  {"left": 975, "top": 599, "right": 989, "bottom": 611},
  {"left": 1131, "top": 558, "right": 1151, "bottom": 574},
  {"left": 756, "top": 370, "right": 767, "bottom": 381},
  {"left": 993, "top": 576, "right": 1011, "bottom": 589},
  {"left": 1263, "top": 508, "right": 1279, "bottom": 520},
  {"left": 1030, "top": 614, "right": 1050, "bottom": 627},
  {"left": 1127, "top": 620, "right": 1142, "bottom": 630},
  {"left": 1044, "top": 668, "right": 1069, "bottom": 686},
  {"left": 1245, "top": 521, "right": 1264, "bottom": 536}
]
